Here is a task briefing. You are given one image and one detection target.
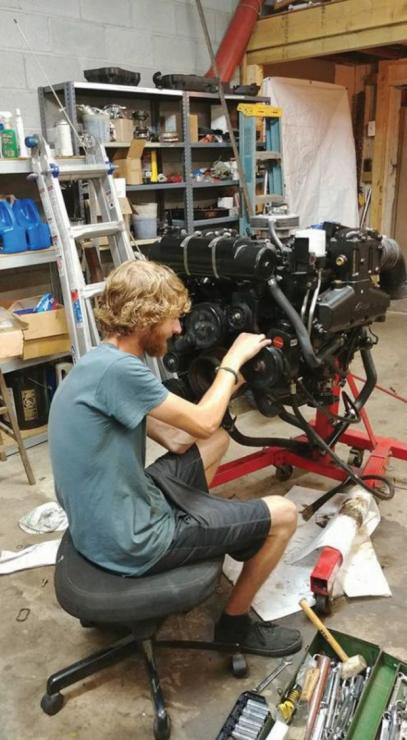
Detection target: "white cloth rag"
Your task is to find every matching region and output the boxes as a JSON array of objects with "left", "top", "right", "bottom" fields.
[
  {"left": 0, "top": 540, "right": 61, "bottom": 575},
  {"left": 18, "top": 502, "right": 68, "bottom": 534}
]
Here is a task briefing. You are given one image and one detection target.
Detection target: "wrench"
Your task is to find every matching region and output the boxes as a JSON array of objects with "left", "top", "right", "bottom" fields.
[{"left": 255, "top": 659, "right": 293, "bottom": 693}]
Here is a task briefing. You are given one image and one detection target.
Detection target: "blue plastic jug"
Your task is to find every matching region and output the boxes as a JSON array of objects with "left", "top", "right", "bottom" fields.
[
  {"left": 12, "top": 199, "right": 51, "bottom": 250},
  {"left": 0, "top": 200, "right": 27, "bottom": 253}
]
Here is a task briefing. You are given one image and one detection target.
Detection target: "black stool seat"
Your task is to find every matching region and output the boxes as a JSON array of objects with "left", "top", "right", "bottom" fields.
[
  {"left": 56, "top": 531, "right": 223, "bottom": 626},
  {"left": 42, "top": 532, "right": 232, "bottom": 739}
]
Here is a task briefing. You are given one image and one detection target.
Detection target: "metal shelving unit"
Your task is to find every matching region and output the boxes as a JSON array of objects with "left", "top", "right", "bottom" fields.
[
  {"left": 38, "top": 81, "right": 270, "bottom": 233},
  {"left": 0, "top": 247, "right": 59, "bottom": 270},
  {"left": 0, "top": 159, "right": 31, "bottom": 174},
  {"left": 192, "top": 179, "right": 238, "bottom": 188},
  {"left": 1, "top": 351, "right": 70, "bottom": 375},
  {"left": 126, "top": 182, "right": 185, "bottom": 192}
]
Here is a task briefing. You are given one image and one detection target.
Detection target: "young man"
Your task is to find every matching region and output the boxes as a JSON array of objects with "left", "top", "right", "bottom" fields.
[{"left": 49, "top": 259, "right": 301, "bottom": 657}]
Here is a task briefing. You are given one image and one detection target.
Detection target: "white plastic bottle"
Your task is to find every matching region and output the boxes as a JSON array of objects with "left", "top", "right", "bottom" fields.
[{"left": 15, "top": 108, "right": 28, "bottom": 157}]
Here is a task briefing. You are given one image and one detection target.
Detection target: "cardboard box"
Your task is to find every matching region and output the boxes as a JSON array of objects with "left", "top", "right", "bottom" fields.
[
  {"left": 112, "top": 118, "right": 134, "bottom": 143},
  {"left": 166, "top": 113, "right": 199, "bottom": 143},
  {"left": 0, "top": 308, "right": 27, "bottom": 360},
  {"left": 9, "top": 298, "right": 70, "bottom": 359},
  {"left": 21, "top": 334, "right": 71, "bottom": 360},
  {"left": 113, "top": 139, "right": 145, "bottom": 185}
]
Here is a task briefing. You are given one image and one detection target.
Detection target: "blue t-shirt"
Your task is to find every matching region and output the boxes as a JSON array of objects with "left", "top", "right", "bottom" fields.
[{"left": 48, "top": 343, "right": 174, "bottom": 576}]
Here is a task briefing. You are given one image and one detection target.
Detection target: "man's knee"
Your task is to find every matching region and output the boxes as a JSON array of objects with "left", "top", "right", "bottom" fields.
[
  {"left": 262, "top": 495, "right": 297, "bottom": 537},
  {"left": 215, "top": 428, "right": 230, "bottom": 457}
]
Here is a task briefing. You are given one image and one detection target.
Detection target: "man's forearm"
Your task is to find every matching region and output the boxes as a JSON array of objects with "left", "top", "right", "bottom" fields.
[
  {"left": 195, "top": 353, "right": 240, "bottom": 434},
  {"left": 146, "top": 416, "right": 197, "bottom": 453}
]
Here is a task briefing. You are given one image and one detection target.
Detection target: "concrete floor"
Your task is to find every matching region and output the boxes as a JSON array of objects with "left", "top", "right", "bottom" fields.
[{"left": 1, "top": 310, "right": 407, "bottom": 740}]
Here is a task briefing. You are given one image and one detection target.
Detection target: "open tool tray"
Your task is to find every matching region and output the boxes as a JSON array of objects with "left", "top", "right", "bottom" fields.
[
  {"left": 349, "top": 651, "right": 407, "bottom": 740},
  {"left": 291, "top": 630, "right": 406, "bottom": 740}
]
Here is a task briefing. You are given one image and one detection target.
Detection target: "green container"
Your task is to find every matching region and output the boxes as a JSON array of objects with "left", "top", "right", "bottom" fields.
[
  {"left": 349, "top": 651, "right": 407, "bottom": 740},
  {"left": 1, "top": 127, "right": 19, "bottom": 158},
  {"left": 299, "top": 629, "right": 407, "bottom": 740}
]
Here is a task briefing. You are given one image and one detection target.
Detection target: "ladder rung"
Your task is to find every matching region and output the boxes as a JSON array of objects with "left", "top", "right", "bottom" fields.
[
  {"left": 51, "top": 163, "right": 113, "bottom": 180},
  {"left": 255, "top": 194, "right": 286, "bottom": 204},
  {"left": 81, "top": 281, "right": 105, "bottom": 300},
  {"left": 256, "top": 151, "right": 281, "bottom": 160},
  {"left": 71, "top": 222, "right": 122, "bottom": 241}
]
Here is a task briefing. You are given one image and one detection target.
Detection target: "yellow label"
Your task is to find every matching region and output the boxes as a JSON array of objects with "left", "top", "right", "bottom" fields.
[{"left": 237, "top": 103, "right": 282, "bottom": 118}]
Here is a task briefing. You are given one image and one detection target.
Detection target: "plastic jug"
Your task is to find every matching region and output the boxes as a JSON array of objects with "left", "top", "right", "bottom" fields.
[
  {"left": 12, "top": 199, "right": 51, "bottom": 250},
  {"left": 0, "top": 200, "right": 27, "bottom": 253}
]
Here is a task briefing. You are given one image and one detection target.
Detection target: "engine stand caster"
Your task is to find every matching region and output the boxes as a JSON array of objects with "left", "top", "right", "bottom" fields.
[
  {"left": 153, "top": 714, "right": 171, "bottom": 740},
  {"left": 314, "top": 593, "right": 332, "bottom": 616},
  {"left": 230, "top": 652, "right": 248, "bottom": 678},
  {"left": 275, "top": 464, "right": 294, "bottom": 482},
  {"left": 40, "top": 692, "right": 64, "bottom": 715},
  {"left": 347, "top": 447, "right": 364, "bottom": 468}
]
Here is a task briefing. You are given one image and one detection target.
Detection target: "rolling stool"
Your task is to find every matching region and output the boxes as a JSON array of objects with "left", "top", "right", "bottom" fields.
[{"left": 41, "top": 531, "right": 251, "bottom": 739}]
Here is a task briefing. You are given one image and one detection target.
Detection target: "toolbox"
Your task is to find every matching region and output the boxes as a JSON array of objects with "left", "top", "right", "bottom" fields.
[
  {"left": 214, "top": 630, "right": 407, "bottom": 740},
  {"left": 287, "top": 630, "right": 406, "bottom": 739}
]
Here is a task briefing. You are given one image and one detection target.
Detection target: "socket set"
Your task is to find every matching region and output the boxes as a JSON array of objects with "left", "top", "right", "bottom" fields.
[
  {"left": 275, "top": 655, "right": 372, "bottom": 739},
  {"left": 378, "top": 671, "right": 407, "bottom": 740},
  {"left": 215, "top": 691, "right": 274, "bottom": 740}
]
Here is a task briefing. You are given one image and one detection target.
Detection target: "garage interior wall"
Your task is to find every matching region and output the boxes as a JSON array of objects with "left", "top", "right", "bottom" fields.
[{"left": 0, "top": 0, "right": 235, "bottom": 134}]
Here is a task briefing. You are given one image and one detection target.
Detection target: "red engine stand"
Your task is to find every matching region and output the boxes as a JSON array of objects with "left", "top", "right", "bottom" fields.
[{"left": 210, "top": 374, "right": 407, "bottom": 613}]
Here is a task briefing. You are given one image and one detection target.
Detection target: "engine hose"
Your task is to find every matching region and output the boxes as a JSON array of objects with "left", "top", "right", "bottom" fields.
[
  {"left": 268, "top": 278, "right": 321, "bottom": 369},
  {"left": 291, "top": 402, "right": 395, "bottom": 501},
  {"left": 223, "top": 411, "right": 309, "bottom": 454},
  {"left": 302, "top": 474, "right": 395, "bottom": 520},
  {"left": 327, "top": 345, "right": 377, "bottom": 447}
]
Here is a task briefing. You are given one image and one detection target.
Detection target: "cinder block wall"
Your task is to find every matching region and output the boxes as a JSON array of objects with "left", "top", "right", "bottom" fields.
[{"left": 0, "top": 0, "right": 236, "bottom": 134}]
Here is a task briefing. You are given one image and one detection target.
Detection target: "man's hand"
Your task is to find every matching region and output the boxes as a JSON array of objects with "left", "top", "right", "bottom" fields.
[{"left": 223, "top": 332, "right": 271, "bottom": 371}]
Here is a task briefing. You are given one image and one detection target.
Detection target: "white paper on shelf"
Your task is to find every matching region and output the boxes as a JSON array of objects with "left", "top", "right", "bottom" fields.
[
  {"left": 0, "top": 539, "right": 60, "bottom": 575},
  {"left": 223, "top": 485, "right": 390, "bottom": 621}
]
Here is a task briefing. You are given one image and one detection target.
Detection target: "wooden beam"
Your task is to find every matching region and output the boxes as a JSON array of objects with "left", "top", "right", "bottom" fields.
[
  {"left": 247, "top": 0, "right": 407, "bottom": 65},
  {"left": 371, "top": 60, "right": 407, "bottom": 232}
]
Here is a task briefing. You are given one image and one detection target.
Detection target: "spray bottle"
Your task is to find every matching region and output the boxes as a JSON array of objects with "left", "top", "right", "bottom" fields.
[{"left": 0, "top": 112, "right": 19, "bottom": 158}]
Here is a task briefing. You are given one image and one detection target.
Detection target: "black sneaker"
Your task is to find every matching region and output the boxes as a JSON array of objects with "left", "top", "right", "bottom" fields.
[{"left": 214, "top": 613, "right": 302, "bottom": 657}]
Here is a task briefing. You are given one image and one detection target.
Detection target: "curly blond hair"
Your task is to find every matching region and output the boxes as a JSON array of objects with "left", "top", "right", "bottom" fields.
[{"left": 95, "top": 259, "right": 190, "bottom": 337}]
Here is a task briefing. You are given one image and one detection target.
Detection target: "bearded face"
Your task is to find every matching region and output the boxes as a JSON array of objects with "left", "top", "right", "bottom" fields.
[{"left": 139, "top": 318, "right": 181, "bottom": 357}]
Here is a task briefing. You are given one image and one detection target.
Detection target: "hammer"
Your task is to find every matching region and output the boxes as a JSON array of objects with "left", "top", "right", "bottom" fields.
[{"left": 299, "top": 598, "right": 367, "bottom": 679}]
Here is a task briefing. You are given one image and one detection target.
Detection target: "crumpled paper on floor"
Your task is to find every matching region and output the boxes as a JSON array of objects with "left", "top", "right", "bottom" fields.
[
  {"left": 223, "top": 485, "right": 391, "bottom": 621},
  {"left": 18, "top": 501, "right": 68, "bottom": 534},
  {"left": 0, "top": 540, "right": 61, "bottom": 575}
]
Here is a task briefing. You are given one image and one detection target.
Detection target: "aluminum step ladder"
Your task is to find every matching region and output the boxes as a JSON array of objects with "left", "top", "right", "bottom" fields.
[
  {"left": 26, "top": 135, "right": 136, "bottom": 361},
  {"left": 238, "top": 103, "right": 286, "bottom": 235}
]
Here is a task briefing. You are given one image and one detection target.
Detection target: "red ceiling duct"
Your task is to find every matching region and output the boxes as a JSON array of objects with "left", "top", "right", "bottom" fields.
[{"left": 205, "top": 0, "right": 265, "bottom": 82}]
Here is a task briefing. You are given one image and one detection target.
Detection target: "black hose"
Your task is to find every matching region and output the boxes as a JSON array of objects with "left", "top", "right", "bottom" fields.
[
  {"left": 268, "top": 278, "right": 321, "bottom": 369},
  {"left": 291, "top": 402, "right": 395, "bottom": 501},
  {"left": 327, "top": 345, "right": 377, "bottom": 447},
  {"left": 302, "top": 474, "right": 395, "bottom": 520},
  {"left": 223, "top": 411, "right": 309, "bottom": 454}
]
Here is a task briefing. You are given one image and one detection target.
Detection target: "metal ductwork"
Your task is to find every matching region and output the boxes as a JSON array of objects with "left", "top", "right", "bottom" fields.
[{"left": 205, "top": 0, "right": 265, "bottom": 82}]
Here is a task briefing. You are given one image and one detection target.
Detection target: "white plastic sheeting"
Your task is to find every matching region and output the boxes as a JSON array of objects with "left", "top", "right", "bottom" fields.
[{"left": 262, "top": 77, "right": 359, "bottom": 228}]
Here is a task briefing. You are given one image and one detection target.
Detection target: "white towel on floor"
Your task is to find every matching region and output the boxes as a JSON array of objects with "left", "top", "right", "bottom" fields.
[
  {"left": 0, "top": 540, "right": 60, "bottom": 574},
  {"left": 18, "top": 502, "right": 68, "bottom": 534}
]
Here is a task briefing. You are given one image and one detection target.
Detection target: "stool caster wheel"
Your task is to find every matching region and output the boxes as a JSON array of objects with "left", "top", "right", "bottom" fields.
[
  {"left": 231, "top": 652, "right": 248, "bottom": 678},
  {"left": 80, "top": 619, "right": 95, "bottom": 628},
  {"left": 314, "top": 593, "right": 332, "bottom": 616},
  {"left": 275, "top": 465, "right": 293, "bottom": 482},
  {"left": 40, "top": 692, "right": 64, "bottom": 715},
  {"left": 153, "top": 714, "right": 171, "bottom": 740}
]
